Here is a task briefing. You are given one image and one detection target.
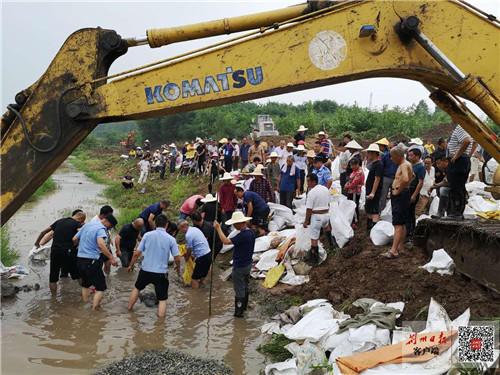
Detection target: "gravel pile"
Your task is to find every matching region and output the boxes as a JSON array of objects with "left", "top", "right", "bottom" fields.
[{"left": 94, "top": 349, "right": 233, "bottom": 375}]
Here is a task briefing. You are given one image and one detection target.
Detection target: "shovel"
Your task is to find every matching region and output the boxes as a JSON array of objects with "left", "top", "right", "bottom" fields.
[{"left": 262, "top": 237, "right": 294, "bottom": 289}]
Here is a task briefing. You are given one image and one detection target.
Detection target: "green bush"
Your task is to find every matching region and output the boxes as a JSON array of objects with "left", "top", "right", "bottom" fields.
[
  {"left": 28, "top": 177, "right": 57, "bottom": 202},
  {"left": 257, "top": 334, "right": 293, "bottom": 362},
  {"left": 0, "top": 227, "right": 19, "bottom": 267}
]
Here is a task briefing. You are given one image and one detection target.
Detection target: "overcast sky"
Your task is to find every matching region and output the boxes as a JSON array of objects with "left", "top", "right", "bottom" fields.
[{"left": 2, "top": 0, "right": 498, "bottom": 114}]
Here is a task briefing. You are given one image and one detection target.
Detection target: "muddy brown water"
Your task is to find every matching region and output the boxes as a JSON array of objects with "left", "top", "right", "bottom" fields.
[{"left": 1, "top": 162, "right": 267, "bottom": 374}]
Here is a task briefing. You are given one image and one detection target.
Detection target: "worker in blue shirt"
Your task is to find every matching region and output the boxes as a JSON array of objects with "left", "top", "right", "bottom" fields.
[
  {"left": 127, "top": 214, "right": 181, "bottom": 318},
  {"left": 178, "top": 221, "right": 212, "bottom": 289},
  {"left": 139, "top": 200, "right": 170, "bottom": 233},
  {"left": 73, "top": 214, "right": 118, "bottom": 310},
  {"left": 312, "top": 156, "right": 333, "bottom": 189},
  {"left": 214, "top": 211, "right": 256, "bottom": 318},
  {"left": 235, "top": 186, "right": 270, "bottom": 234}
]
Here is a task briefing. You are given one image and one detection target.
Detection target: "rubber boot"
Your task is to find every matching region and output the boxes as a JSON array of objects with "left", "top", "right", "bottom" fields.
[
  {"left": 366, "top": 218, "right": 373, "bottom": 233},
  {"left": 234, "top": 298, "right": 244, "bottom": 318},
  {"left": 308, "top": 246, "right": 319, "bottom": 266},
  {"left": 242, "top": 292, "right": 249, "bottom": 311}
]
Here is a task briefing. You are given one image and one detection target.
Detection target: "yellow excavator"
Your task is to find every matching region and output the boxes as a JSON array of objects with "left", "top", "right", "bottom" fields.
[{"left": 1, "top": 1, "right": 499, "bottom": 288}]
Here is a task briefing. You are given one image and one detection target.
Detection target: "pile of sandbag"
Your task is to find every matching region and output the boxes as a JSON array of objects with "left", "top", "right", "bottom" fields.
[{"left": 263, "top": 298, "right": 499, "bottom": 375}]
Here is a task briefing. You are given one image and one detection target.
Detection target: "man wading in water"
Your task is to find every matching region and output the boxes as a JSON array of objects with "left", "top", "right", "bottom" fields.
[
  {"left": 214, "top": 212, "right": 255, "bottom": 318},
  {"left": 35, "top": 210, "right": 87, "bottom": 293},
  {"left": 127, "top": 214, "right": 181, "bottom": 318},
  {"left": 73, "top": 214, "right": 119, "bottom": 310}
]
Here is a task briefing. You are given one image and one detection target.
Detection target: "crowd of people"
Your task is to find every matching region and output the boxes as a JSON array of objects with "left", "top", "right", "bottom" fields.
[{"left": 35, "top": 123, "right": 489, "bottom": 318}]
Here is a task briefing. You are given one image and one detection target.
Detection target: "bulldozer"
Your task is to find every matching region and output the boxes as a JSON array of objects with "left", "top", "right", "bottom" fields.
[{"left": 1, "top": 0, "right": 499, "bottom": 290}]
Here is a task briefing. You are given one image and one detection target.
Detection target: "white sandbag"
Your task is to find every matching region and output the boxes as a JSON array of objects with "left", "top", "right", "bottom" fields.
[
  {"left": 280, "top": 267, "right": 310, "bottom": 286},
  {"left": 329, "top": 196, "right": 355, "bottom": 248},
  {"left": 294, "top": 224, "right": 311, "bottom": 252},
  {"left": 285, "top": 341, "right": 326, "bottom": 374},
  {"left": 467, "top": 195, "right": 499, "bottom": 212},
  {"left": 279, "top": 228, "right": 297, "bottom": 238},
  {"left": 254, "top": 236, "right": 273, "bottom": 253},
  {"left": 292, "top": 194, "right": 306, "bottom": 210},
  {"left": 255, "top": 249, "right": 279, "bottom": 271},
  {"left": 269, "top": 216, "right": 287, "bottom": 232},
  {"left": 380, "top": 200, "right": 392, "bottom": 222},
  {"left": 261, "top": 322, "right": 282, "bottom": 335},
  {"left": 369, "top": 221, "right": 394, "bottom": 246},
  {"left": 428, "top": 196, "right": 439, "bottom": 217},
  {"left": 269, "top": 202, "right": 294, "bottom": 222},
  {"left": 420, "top": 249, "right": 455, "bottom": 275},
  {"left": 463, "top": 205, "right": 477, "bottom": 219},
  {"left": 285, "top": 305, "right": 337, "bottom": 342},
  {"left": 331, "top": 156, "right": 341, "bottom": 181},
  {"left": 465, "top": 180, "right": 487, "bottom": 197},
  {"left": 28, "top": 245, "right": 51, "bottom": 261},
  {"left": 293, "top": 207, "right": 306, "bottom": 225},
  {"left": 359, "top": 185, "right": 366, "bottom": 212},
  {"left": 220, "top": 229, "right": 240, "bottom": 254},
  {"left": 265, "top": 358, "right": 297, "bottom": 375}
]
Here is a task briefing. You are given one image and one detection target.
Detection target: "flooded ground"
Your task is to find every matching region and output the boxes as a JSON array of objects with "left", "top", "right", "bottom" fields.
[{"left": 1, "top": 162, "right": 267, "bottom": 374}]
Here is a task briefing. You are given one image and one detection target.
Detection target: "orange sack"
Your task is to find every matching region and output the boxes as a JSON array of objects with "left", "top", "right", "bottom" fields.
[{"left": 336, "top": 330, "right": 457, "bottom": 375}]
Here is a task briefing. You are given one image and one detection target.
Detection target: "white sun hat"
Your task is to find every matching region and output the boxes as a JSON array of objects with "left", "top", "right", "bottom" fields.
[
  {"left": 169, "top": 143, "right": 176, "bottom": 147},
  {"left": 270, "top": 151, "right": 279, "bottom": 158},
  {"left": 219, "top": 172, "right": 233, "bottom": 181},
  {"left": 410, "top": 137, "right": 423, "bottom": 146},
  {"left": 345, "top": 140, "right": 363, "bottom": 150},
  {"left": 295, "top": 144, "right": 306, "bottom": 152},
  {"left": 201, "top": 193, "right": 217, "bottom": 203},
  {"left": 250, "top": 164, "right": 265, "bottom": 176},
  {"left": 364, "top": 143, "right": 382, "bottom": 153},
  {"left": 318, "top": 131, "right": 326, "bottom": 136},
  {"left": 225, "top": 211, "right": 252, "bottom": 225},
  {"left": 286, "top": 142, "right": 295, "bottom": 148},
  {"left": 297, "top": 125, "right": 308, "bottom": 132}
]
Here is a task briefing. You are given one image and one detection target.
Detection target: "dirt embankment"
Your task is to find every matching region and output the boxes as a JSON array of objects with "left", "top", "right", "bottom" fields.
[{"left": 289, "top": 218, "right": 500, "bottom": 321}]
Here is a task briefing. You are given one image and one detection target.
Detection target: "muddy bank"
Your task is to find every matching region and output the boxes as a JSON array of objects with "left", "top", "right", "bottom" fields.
[{"left": 291, "top": 219, "right": 500, "bottom": 321}]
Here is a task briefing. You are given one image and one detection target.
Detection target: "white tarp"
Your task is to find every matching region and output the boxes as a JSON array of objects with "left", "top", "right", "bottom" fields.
[
  {"left": 369, "top": 221, "right": 394, "bottom": 246},
  {"left": 28, "top": 245, "right": 51, "bottom": 261},
  {"left": 420, "top": 249, "right": 455, "bottom": 276}
]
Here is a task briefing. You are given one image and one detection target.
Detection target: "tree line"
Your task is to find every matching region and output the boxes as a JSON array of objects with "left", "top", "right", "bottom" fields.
[{"left": 83, "top": 99, "right": 464, "bottom": 148}]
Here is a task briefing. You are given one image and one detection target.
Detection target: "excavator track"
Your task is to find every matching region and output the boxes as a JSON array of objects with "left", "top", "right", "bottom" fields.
[{"left": 414, "top": 218, "right": 500, "bottom": 294}]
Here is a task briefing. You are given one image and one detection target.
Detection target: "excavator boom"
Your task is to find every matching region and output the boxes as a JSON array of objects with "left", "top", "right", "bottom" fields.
[{"left": 1, "top": 0, "right": 500, "bottom": 223}]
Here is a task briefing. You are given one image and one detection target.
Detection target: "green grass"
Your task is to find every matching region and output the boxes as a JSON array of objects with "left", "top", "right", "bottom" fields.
[
  {"left": 0, "top": 227, "right": 19, "bottom": 266},
  {"left": 70, "top": 149, "right": 208, "bottom": 230},
  {"left": 28, "top": 177, "right": 57, "bottom": 202},
  {"left": 257, "top": 334, "right": 293, "bottom": 362}
]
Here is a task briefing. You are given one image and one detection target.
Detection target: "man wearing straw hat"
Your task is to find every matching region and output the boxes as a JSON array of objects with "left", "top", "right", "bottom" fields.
[
  {"left": 294, "top": 125, "right": 308, "bottom": 146},
  {"left": 214, "top": 211, "right": 256, "bottom": 317},
  {"left": 199, "top": 193, "right": 220, "bottom": 222},
  {"left": 249, "top": 165, "right": 274, "bottom": 203},
  {"left": 266, "top": 151, "right": 281, "bottom": 195},
  {"left": 364, "top": 143, "right": 384, "bottom": 232}
]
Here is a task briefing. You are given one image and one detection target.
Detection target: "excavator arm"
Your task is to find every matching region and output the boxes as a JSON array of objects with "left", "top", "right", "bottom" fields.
[{"left": 1, "top": 0, "right": 499, "bottom": 223}]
